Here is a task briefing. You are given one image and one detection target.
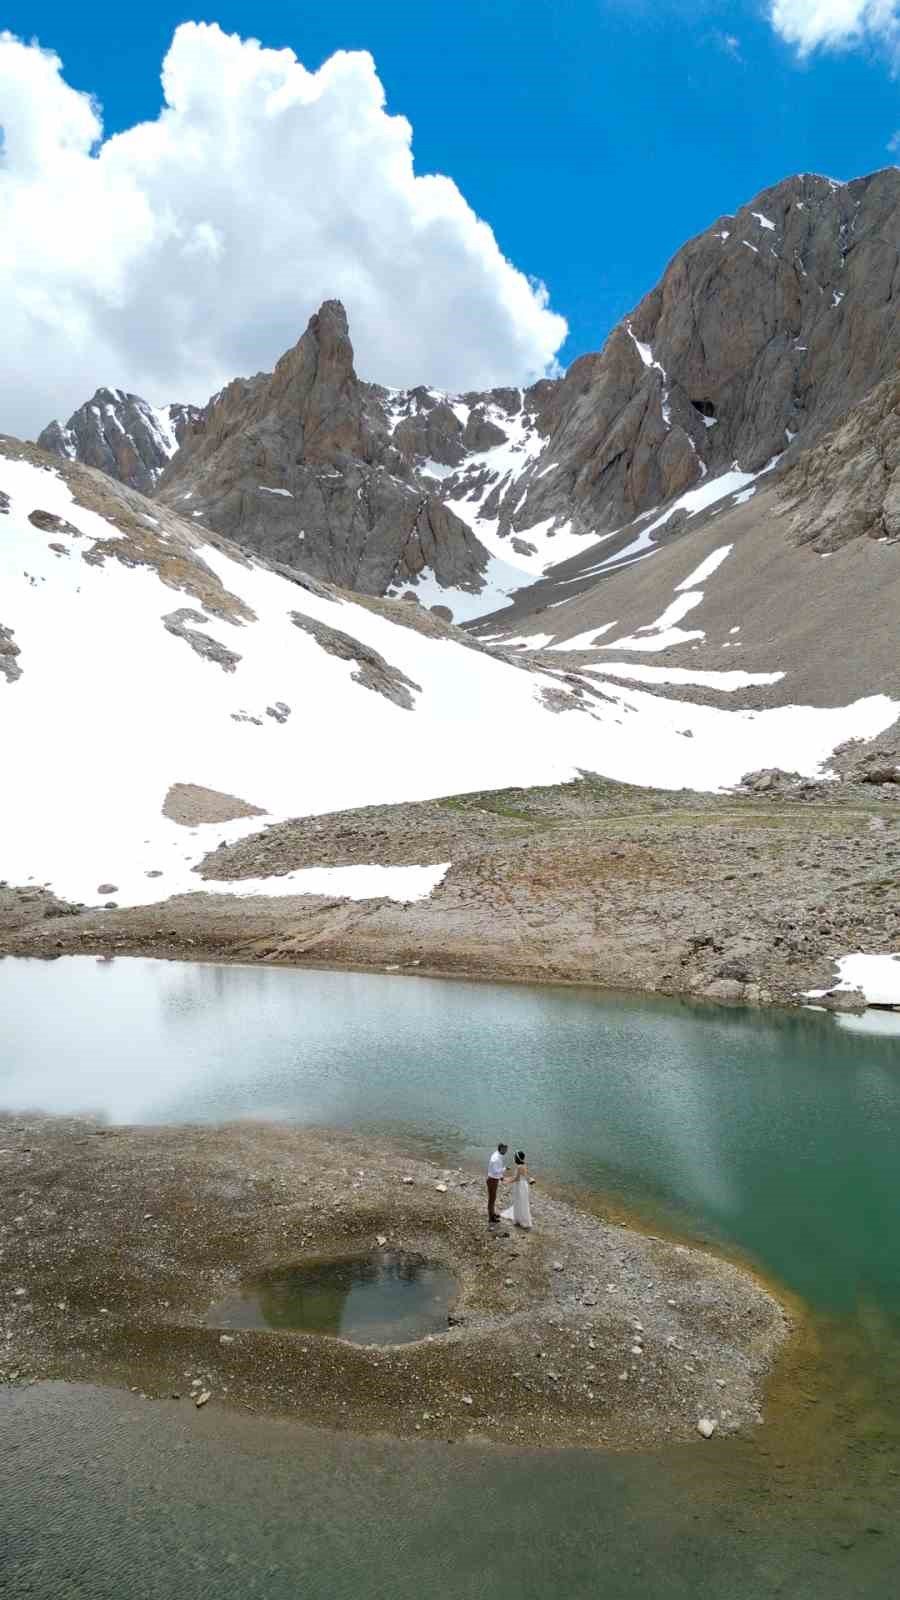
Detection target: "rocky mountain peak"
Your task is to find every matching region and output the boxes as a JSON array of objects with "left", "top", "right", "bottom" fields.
[
  {"left": 37, "top": 388, "right": 200, "bottom": 495},
  {"left": 28, "top": 167, "right": 900, "bottom": 620},
  {"left": 154, "top": 300, "right": 496, "bottom": 608},
  {"left": 488, "top": 167, "right": 900, "bottom": 551},
  {"left": 266, "top": 299, "right": 369, "bottom": 462}
]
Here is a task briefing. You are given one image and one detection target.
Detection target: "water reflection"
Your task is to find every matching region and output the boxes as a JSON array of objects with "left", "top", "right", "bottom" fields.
[
  {"left": 206, "top": 1253, "right": 457, "bottom": 1344},
  {"left": 2, "top": 956, "right": 900, "bottom": 1317}
]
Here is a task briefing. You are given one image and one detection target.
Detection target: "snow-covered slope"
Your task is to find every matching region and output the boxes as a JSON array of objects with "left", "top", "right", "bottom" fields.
[{"left": 1, "top": 442, "right": 896, "bottom": 909}]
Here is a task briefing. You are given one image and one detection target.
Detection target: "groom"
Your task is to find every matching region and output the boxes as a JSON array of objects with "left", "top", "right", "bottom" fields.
[{"left": 486, "top": 1142, "right": 508, "bottom": 1226}]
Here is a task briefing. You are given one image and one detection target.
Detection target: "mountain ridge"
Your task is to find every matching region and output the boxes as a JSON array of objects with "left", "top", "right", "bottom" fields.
[{"left": 33, "top": 166, "right": 900, "bottom": 626}]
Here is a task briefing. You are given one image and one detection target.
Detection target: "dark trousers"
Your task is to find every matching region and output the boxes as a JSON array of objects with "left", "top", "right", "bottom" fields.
[{"left": 486, "top": 1176, "right": 500, "bottom": 1220}]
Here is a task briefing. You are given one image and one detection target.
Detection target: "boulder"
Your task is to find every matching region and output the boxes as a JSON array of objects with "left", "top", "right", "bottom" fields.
[{"left": 820, "top": 988, "right": 868, "bottom": 1013}]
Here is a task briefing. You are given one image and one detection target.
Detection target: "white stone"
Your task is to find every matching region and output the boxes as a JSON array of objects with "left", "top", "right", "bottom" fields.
[
  {"left": 376, "top": 1235, "right": 388, "bottom": 1247},
  {"left": 435, "top": 1183, "right": 447, "bottom": 1193},
  {"left": 195, "top": 1390, "right": 211, "bottom": 1408},
  {"left": 219, "top": 1334, "right": 234, "bottom": 1345},
  {"left": 630, "top": 1344, "right": 644, "bottom": 1357},
  {"left": 697, "top": 1417, "right": 717, "bottom": 1438}
]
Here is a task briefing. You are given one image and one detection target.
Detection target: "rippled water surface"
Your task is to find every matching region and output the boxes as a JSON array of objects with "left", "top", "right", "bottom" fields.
[{"left": 2, "top": 956, "right": 900, "bottom": 1597}]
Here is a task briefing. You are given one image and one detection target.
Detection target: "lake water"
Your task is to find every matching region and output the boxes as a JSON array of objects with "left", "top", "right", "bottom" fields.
[{"left": 2, "top": 955, "right": 900, "bottom": 1597}]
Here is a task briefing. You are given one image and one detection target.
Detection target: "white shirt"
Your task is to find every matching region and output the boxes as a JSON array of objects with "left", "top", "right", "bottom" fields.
[{"left": 487, "top": 1150, "right": 507, "bottom": 1179}]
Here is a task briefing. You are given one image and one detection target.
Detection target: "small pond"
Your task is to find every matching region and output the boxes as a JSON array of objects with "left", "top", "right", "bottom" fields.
[{"left": 206, "top": 1252, "right": 457, "bottom": 1345}]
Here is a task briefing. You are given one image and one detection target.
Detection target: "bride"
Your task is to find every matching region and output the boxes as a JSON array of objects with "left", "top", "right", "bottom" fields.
[{"left": 501, "top": 1150, "right": 533, "bottom": 1230}]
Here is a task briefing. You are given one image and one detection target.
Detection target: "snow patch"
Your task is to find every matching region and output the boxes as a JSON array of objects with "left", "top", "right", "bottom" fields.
[
  {"left": 203, "top": 861, "right": 450, "bottom": 903},
  {"left": 546, "top": 622, "right": 618, "bottom": 650},
  {"left": 396, "top": 555, "right": 526, "bottom": 623},
  {"left": 626, "top": 321, "right": 670, "bottom": 428},
  {"left": 589, "top": 662, "right": 783, "bottom": 691},
  {"left": 593, "top": 467, "right": 764, "bottom": 576},
  {"left": 818, "top": 953, "right": 900, "bottom": 1008},
  {"left": 675, "top": 545, "right": 733, "bottom": 591}
]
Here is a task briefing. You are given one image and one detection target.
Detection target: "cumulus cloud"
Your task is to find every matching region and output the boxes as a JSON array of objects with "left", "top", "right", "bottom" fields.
[
  {"left": 0, "top": 23, "right": 567, "bottom": 437},
  {"left": 889, "top": 128, "right": 900, "bottom": 148},
  {"left": 769, "top": 0, "right": 900, "bottom": 57}
]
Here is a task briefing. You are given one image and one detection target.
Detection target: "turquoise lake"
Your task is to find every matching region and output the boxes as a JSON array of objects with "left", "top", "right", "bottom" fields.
[{"left": 2, "top": 956, "right": 899, "bottom": 1597}]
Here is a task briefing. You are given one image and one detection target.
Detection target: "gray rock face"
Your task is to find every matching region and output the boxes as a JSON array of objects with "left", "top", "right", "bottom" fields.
[
  {"left": 162, "top": 608, "right": 242, "bottom": 673},
  {"left": 0, "top": 624, "right": 22, "bottom": 684},
  {"left": 289, "top": 611, "right": 421, "bottom": 709},
  {"left": 38, "top": 390, "right": 200, "bottom": 495},
  {"left": 155, "top": 301, "right": 493, "bottom": 599},
  {"left": 480, "top": 168, "right": 900, "bottom": 547},
  {"left": 31, "top": 168, "right": 900, "bottom": 607},
  {"left": 779, "top": 369, "right": 900, "bottom": 552}
]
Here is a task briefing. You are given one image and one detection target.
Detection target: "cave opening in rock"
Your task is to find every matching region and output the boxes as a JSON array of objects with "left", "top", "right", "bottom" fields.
[{"left": 690, "top": 399, "right": 717, "bottom": 419}]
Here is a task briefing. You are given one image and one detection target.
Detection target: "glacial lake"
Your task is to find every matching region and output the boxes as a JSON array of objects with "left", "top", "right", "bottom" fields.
[{"left": 3, "top": 955, "right": 900, "bottom": 1598}]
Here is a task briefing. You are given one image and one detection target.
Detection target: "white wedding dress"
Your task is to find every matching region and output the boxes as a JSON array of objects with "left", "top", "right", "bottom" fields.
[{"left": 501, "top": 1166, "right": 533, "bottom": 1230}]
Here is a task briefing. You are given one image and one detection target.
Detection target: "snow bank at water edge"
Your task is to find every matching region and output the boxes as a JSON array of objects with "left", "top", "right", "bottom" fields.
[{"left": 830, "top": 953, "right": 900, "bottom": 1007}]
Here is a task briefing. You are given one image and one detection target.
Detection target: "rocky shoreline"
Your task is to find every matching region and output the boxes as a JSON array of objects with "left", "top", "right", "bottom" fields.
[
  {"left": 2, "top": 773, "right": 896, "bottom": 1010},
  {"left": 0, "top": 1115, "right": 789, "bottom": 1449}
]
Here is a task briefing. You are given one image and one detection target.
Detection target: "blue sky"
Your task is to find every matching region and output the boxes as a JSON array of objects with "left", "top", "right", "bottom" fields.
[
  {"left": 6, "top": 0, "right": 899, "bottom": 363},
  {"left": 1, "top": 2, "right": 898, "bottom": 427}
]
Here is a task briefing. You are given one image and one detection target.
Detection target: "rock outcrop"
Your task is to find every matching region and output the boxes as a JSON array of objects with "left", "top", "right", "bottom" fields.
[
  {"left": 38, "top": 389, "right": 200, "bottom": 495},
  {"left": 31, "top": 167, "right": 900, "bottom": 608},
  {"left": 478, "top": 168, "right": 900, "bottom": 546},
  {"left": 154, "top": 301, "right": 493, "bottom": 598},
  {"left": 779, "top": 368, "right": 900, "bottom": 553}
]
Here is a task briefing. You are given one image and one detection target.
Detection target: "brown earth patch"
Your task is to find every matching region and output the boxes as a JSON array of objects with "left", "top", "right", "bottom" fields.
[{"left": 162, "top": 783, "right": 268, "bottom": 827}]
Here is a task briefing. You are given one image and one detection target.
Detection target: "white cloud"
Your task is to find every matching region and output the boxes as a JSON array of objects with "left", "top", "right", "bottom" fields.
[
  {"left": 889, "top": 128, "right": 900, "bottom": 149},
  {"left": 0, "top": 24, "right": 567, "bottom": 437},
  {"left": 769, "top": 0, "right": 900, "bottom": 57},
  {"left": 714, "top": 31, "right": 744, "bottom": 58}
]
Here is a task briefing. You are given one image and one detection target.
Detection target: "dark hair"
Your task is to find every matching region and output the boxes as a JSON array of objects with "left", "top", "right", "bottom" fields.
[
  {"left": 498, "top": 1142, "right": 508, "bottom": 1153},
  {"left": 515, "top": 1150, "right": 526, "bottom": 1164}
]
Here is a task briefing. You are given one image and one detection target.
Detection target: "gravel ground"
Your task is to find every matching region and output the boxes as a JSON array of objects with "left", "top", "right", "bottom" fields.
[
  {"left": 0, "top": 1115, "right": 789, "bottom": 1450},
  {"left": 2, "top": 775, "right": 896, "bottom": 1007}
]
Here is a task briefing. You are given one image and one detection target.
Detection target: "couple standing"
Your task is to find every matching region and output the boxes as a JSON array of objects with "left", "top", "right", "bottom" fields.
[{"left": 486, "top": 1142, "right": 532, "bottom": 1231}]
